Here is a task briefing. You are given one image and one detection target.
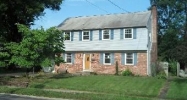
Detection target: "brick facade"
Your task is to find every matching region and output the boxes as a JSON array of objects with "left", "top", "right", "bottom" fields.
[{"left": 55, "top": 52, "right": 147, "bottom": 76}]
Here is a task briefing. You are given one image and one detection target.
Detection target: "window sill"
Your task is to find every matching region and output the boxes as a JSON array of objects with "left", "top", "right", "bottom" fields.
[
  {"left": 102, "top": 39, "right": 110, "bottom": 40},
  {"left": 125, "top": 64, "right": 134, "bottom": 65},
  {"left": 82, "top": 40, "right": 90, "bottom": 41},
  {"left": 124, "top": 38, "right": 133, "bottom": 39},
  {"left": 104, "top": 63, "right": 112, "bottom": 65}
]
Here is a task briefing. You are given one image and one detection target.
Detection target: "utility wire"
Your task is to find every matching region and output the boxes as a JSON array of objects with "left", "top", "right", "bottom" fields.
[
  {"left": 107, "top": 0, "right": 129, "bottom": 13},
  {"left": 85, "top": 0, "right": 109, "bottom": 13}
]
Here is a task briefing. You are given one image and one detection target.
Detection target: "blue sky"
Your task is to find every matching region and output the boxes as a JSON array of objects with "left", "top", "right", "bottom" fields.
[{"left": 32, "top": 0, "right": 150, "bottom": 29}]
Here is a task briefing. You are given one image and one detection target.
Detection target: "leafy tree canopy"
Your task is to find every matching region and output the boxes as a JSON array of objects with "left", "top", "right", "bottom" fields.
[
  {"left": 1, "top": 24, "right": 65, "bottom": 68},
  {"left": 150, "top": 0, "right": 187, "bottom": 65},
  {"left": 0, "top": 0, "right": 63, "bottom": 42}
]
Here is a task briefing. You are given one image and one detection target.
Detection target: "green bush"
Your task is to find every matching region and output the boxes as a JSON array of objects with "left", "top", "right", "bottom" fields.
[
  {"left": 122, "top": 69, "right": 133, "bottom": 76},
  {"left": 169, "top": 59, "right": 177, "bottom": 76},
  {"left": 156, "top": 71, "right": 166, "bottom": 79}
]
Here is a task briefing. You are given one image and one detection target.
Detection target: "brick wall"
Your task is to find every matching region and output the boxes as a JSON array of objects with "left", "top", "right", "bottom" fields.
[
  {"left": 151, "top": 5, "right": 158, "bottom": 63},
  {"left": 55, "top": 52, "right": 147, "bottom": 76}
]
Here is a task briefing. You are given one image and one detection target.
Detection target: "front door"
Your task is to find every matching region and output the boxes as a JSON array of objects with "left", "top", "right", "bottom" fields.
[{"left": 84, "top": 54, "right": 90, "bottom": 70}]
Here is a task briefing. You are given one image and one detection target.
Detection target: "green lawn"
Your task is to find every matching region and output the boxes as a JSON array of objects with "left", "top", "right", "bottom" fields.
[
  {"left": 0, "top": 86, "right": 157, "bottom": 100},
  {"left": 166, "top": 78, "right": 187, "bottom": 100},
  {"left": 29, "top": 75, "right": 165, "bottom": 97}
]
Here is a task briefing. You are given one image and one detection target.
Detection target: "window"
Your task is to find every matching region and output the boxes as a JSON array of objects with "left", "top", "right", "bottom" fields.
[
  {"left": 104, "top": 53, "right": 111, "bottom": 64},
  {"left": 102, "top": 29, "right": 110, "bottom": 40},
  {"left": 82, "top": 31, "right": 90, "bottom": 41},
  {"left": 124, "top": 29, "right": 133, "bottom": 39},
  {"left": 64, "top": 32, "right": 71, "bottom": 40},
  {"left": 65, "top": 53, "right": 72, "bottom": 63},
  {"left": 125, "top": 53, "right": 133, "bottom": 65}
]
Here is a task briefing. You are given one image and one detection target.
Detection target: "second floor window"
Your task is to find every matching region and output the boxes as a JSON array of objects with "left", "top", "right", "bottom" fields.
[
  {"left": 102, "top": 29, "right": 110, "bottom": 40},
  {"left": 82, "top": 31, "right": 90, "bottom": 41},
  {"left": 64, "top": 32, "right": 71, "bottom": 40},
  {"left": 124, "top": 29, "right": 133, "bottom": 39}
]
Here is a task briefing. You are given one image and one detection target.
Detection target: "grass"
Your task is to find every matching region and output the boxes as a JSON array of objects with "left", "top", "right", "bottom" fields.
[
  {"left": 0, "top": 86, "right": 156, "bottom": 100},
  {"left": 29, "top": 75, "right": 165, "bottom": 97},
  {"left": 166, "top": 78, "right": 187, "bottom": 100}
]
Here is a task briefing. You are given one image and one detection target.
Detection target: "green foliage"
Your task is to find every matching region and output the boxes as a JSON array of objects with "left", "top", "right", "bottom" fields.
[
  {"left": 0, "top": 0, "right": 63, "bottom": 42},
  {"left": 168, "top": 59, "right": 177, "bottom": 76},
  {"left": 122, "top": 69, "right": 133, "bottom": 76},
  {"left": 4, "top": 24, "right": 65, "bottom": 68},
  {"left": 156, "top": 71, "right": 166, "bottom": 79},
  {"left": 150, "top": 0, "right": 187, "bottom": 65}
]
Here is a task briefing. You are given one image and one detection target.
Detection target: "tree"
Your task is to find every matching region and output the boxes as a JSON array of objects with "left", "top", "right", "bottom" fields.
[
  {"left": 150, "top": 0, "right": 187, "bottom": 66},
  {"left": 0, "top": 0, "right": 63, "bottom": 68},
  {"left": 5, "top": 24, "right": 65, "bottom": 69},
  {"left": 0, "top": 0, "right": 63, "bottom": 42}
]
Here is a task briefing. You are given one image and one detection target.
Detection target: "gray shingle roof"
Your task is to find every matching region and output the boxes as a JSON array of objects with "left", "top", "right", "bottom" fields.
[{"left": 58, "top": 11, "right": 151, "bottom": 30}]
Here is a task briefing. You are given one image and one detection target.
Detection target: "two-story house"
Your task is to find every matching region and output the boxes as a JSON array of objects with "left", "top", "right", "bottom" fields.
[{"left": 56, "top": 6, "right": 157, "bottom": 76}]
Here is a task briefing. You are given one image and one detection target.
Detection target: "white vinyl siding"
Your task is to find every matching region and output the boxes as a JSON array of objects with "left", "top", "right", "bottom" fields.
[{"left": 64, "top": 28, "right": 148, "bottom": 51}]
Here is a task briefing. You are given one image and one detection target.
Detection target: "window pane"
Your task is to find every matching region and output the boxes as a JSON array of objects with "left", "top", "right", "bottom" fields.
[
  {"left": 83, "top": 31, "right": 89, "bottom": 40},
  {"left": 103, "top": 30, "right": 110, "bottom": 39},
  {"left": 125, "top": 29, "right": 132, "bottom": 38},
  {"left": 126, "top": 53, "right": 133, "bottom": 64},
  {"left": 105, "top": 59, "right": 110, "bottom": 63},
  {"left": 104, "top": 53, "right": 110, "bottom": 64},
  {"left": 103, "top": 34, "right": 109, "bottom": 39},
  {"left": 83, "top": 36, "right": 89, "bottom": 40},
  {"left": 66, "top": 53, "right": 72, "bottom": 63},
  {"left": 126, "top": 59, "right": 133, "bottom": 64}
]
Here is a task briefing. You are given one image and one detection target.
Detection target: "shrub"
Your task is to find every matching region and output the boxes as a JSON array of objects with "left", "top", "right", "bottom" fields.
[
  {"left": 122, "top": 69, "right": 133, "bottom": 76},
  {"left": 156, "top": 71, "right": 167, "bottom": 79},
  {"left": 168, "top": 59, "right": 177, "bottom": 76}
]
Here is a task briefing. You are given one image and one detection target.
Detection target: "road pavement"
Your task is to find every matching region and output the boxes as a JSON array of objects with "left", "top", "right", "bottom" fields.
[{"left": 0, "top": 93, "right": 68, "bottom": 100}]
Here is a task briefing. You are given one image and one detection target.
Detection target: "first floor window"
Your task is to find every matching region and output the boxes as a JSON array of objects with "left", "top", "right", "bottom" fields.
[
  {"left": 124, "top": 29, "right": 132, "bottom": 39},
  {"left": 125, "top": 53, "right": 133, "bottom": 65},
  {"left": 102, "top": 29, "right": 110, "bottom": 40},
  {"left": 83, "top": 31, "right": 90, "bottom": 40},
  {"left": 64, "top": 32, "right": 71, "bottom": 40},
  {"left": 66, "top": 53, "right": 72, "bottom": 63},
  {"left": 104, "top": 53, "right": 111, "bottom": 64}
]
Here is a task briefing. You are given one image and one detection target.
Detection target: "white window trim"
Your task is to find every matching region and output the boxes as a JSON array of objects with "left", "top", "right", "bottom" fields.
[
  {"left": 64, "top": 32, "right": 71, "bottom": 41},
  {"left": 103, "top": 53, "right": 111, "bottom": 65},
  {"left": 102, "top": 29, "right": 110, "bottom": 40},
  {"left": 82, "top": 31, "right": 90, "bottom": 41},
  {"left": 124, "top": 28, "right": 133, "bottom": 39},
  {"left": 65, "top": 53, "right": 72, "bottom": 64},
  {"left": 125, "top": 53, "right": 134, "bottom": 65}
]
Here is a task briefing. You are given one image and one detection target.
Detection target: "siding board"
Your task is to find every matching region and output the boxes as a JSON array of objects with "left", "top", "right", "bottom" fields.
[{"left": 64, "top": 28, "right": 148, "bottom": 51}]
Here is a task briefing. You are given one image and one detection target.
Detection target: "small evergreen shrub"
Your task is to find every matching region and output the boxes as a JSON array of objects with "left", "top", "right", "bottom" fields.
[
  {"left": 156, "top": 71, "right": 167, "bottom": 79},
  {"left": 169, "top": 59, "right": 177, "bottom": 76},
  {"left": 122, "top": 69, "right": 133, "bottom": 76}
]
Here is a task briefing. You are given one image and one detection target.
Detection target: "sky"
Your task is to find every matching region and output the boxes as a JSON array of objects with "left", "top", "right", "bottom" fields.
[{"left": 31, "top": 0, "right": 150, "bottom": 29}]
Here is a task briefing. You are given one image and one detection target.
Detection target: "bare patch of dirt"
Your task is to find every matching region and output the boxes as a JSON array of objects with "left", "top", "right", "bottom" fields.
[
  {"left": 0, "top": 77, "right": 29, "bottom": 88},
  {"left": 158, "top": 78, "right": 172, "bottom": 99}
]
